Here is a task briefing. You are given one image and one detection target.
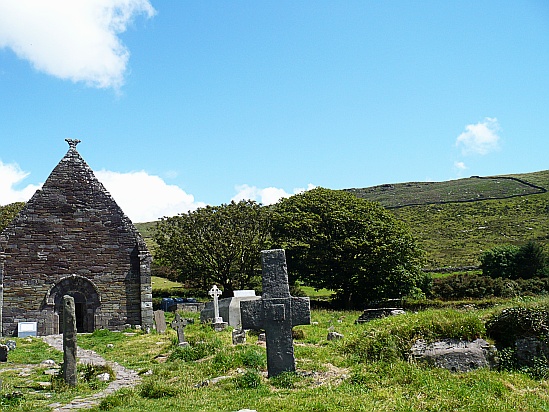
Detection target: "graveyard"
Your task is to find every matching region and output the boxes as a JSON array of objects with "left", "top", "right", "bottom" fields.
[
  {"left": 0, "top": 246, "right": 548, "bottom": 411},
  {"left": 1, "top": 296, "right": 549, "bottom": 411}
]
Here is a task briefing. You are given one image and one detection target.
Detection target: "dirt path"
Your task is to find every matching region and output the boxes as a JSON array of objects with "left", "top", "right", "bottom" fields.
[{"left": 41, "top": 334, "right": 142, "bottom": 411}]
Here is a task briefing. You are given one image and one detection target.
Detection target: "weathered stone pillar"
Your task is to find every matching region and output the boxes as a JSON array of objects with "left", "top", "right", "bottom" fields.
[
  {"left": 139, "top": 250, "right": 153, "bottom": 331},
  {"left": 62, "top": 295, "right": 77, "bottom": 386}
]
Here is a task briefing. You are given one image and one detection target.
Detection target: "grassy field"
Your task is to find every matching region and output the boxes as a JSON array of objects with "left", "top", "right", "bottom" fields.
[{"left": 2, "top": 297, "right": 549, "bottom": 411}]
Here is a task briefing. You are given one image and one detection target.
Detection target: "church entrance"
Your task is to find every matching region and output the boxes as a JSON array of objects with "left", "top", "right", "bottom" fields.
[{"left": 45, "top": 275, "right": 101, "bottom": 334}]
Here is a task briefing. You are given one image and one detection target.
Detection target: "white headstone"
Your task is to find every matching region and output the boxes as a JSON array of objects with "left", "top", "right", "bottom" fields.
[
  {"left": 233, "top": 290, "right": 256, "bottom": 297},
  {"left": 18, "top": 322, "right": 38, "bottom": 337}
]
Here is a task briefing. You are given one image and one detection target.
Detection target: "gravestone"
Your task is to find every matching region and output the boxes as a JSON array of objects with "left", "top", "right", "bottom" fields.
[
  {"left": 208, "top": 285, "right": 227, "bottom": 330},
  {"left": 154, "top": 310, "right": 167, "bottom": 334},
  {"left": 171, "top": 312, "right": 188, "bottom": 346},
  {"left": 0, "top": 345, "right": 7, "bottom": 362},
  {"left": 62, "top": 295, "right": 78, "bottom": 386},
  {"left": 199, "top": 291, "right": 260, "bottom": 327},
  {"left": 240, "top": 249, "right": 311, "bottom": 377},
  {"left": 232, "top": 328, "right": 246, "bottom": 345},
  {"left": 208, "top": 285, "right": 223, "bottom": 323}
]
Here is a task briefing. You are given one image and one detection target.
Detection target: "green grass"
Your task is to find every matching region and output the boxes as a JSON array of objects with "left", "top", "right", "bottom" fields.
[
  {"left": 151, "top": 276, "right": 185, "bottom": 291},
  {"left": 3, "top": 301, "right": 549, "bottom": 411}
]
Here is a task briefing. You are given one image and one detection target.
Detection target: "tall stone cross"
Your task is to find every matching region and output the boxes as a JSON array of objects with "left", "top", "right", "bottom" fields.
[
  {"left": 240, "top": 249, "right": 310, "bottom": 377},
  {"left": 208, "top": 285, "right": 223, "bottom": 323}
]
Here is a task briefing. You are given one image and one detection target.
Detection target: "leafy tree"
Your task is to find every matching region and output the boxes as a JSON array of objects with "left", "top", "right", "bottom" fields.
[
  {"left": 480, "top": 245, "right": 520, "bottom": 279},
  {"left": 0, "top": 202, "right": 25, "bottom": 232},
  {"left": 270, "top": 187, "right": 428, "bottom": 307},
  {"left": 515, "top": 241, "right": 548, "bottom": 279},
  {"left": 153, "top": 200, "right": 270, "bottom": 297},
  {"left": 481, "top": 241, "right": 548, "bottom": 279}
]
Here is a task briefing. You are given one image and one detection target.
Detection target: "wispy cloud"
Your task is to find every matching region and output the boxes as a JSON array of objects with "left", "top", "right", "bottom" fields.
[
  {"left": 0, "top": 161, "right": 42, "bottom": 204},
  {"left": 95, "top": 170, "right": 205, "bottom": 222},
  {"left": 232, "top": 184, "right": 316, "bottom": 205},
  {"left": 0, "top": 0, "right": 155, "bottom": 89},
  {"left": 454, "top": 161, "right": 467, "bottom": 171},
  {"left": 455, "top": 117, "right": 501, "bottom": 155}
]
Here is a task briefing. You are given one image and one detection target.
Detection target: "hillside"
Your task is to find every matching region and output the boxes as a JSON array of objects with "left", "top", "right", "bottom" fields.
[
  {"left": 370, "top": 171, "right": 549, "bottom": 270},
  {"left": 131, "top": 171, "right": 549, "bottom": 271}
]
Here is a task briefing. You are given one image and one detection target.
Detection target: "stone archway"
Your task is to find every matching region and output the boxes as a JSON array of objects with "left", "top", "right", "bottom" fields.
[{"left": 44, "top": 275, "right": 101, "bottom": 334}]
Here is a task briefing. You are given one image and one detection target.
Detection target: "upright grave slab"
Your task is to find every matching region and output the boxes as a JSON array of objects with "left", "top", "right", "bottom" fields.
[
  {"left": 154, "top": 310, "right": 167, "bottom": 334},
  {"left": 62, "top": 295, "right": 77, "bottom": 386},
  {"left": 240, "top": 249, "right": 310, "bottom": 377}
]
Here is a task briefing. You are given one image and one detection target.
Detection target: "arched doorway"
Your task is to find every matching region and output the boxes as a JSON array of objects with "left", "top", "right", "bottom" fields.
[{"left": 45, "top": 275, "right": 101, "bottom": 333}]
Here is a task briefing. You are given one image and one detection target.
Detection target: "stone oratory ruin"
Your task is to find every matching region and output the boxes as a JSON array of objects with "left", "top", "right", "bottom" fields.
[{"left": 0, "top": 139, "right": 153, "bottom": 336}]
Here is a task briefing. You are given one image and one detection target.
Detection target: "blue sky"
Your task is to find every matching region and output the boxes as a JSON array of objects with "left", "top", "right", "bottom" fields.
[{"left": 1, "top": 1, "right": 548, "bottom": 222}]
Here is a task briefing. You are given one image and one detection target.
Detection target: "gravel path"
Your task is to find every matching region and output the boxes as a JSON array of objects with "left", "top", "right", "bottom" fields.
[{"left": 41, "top": 334, "right": 142, "bottom": 411}]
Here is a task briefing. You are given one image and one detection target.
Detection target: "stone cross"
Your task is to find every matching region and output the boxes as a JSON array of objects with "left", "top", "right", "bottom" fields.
[
  {"left": 171, "top": 312, "right": 188, "bottom": 346},
  {"left": 62, "top": 295, "right": 78, "bottom": 386},
  {"left": 208, "top": 285, "right": 223, "bottom": 323},
  {"left": 240, "top": 249, "right": 311, "bottom": 377}
]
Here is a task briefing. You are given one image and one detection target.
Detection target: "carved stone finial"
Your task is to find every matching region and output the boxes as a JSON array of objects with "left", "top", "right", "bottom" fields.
[{"left": 65, "top": 139, "right": 81, "bottom": 149}]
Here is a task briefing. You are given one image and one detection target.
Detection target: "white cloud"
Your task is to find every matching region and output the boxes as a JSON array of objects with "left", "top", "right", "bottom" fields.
[
  {"left": 455, "top": 117, "right": 501, "bottom": 155},
  {"left": 95, "top": 170, "right": 206, "bottom": 222},
  {"left": 0, "top": 160, "right": 42, "bottom": 204},
  {"left": 454, "top": 161, "right": 467, "bottom": 171},
  {"left": 232, "top": 183, "right": 316, "bottom": 205},
  {"left": 0, "top": 0, "right": 155, "bottom": 89}
]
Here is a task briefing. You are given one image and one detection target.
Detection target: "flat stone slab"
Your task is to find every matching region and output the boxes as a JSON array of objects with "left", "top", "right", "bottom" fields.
[
  {"left": 355, "top": 308, "right": 405, "bottom": 323},
  {"left": 410, "top": 338, "right": 497, "bottom": 372}
]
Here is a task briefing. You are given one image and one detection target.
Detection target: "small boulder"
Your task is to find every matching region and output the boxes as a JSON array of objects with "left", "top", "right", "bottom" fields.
[
  {"left": 410, "top": 338, "right": 496, "bottom": 372},
  {"left": 327, "top": 332, "right": 344, "bottom": 341}
]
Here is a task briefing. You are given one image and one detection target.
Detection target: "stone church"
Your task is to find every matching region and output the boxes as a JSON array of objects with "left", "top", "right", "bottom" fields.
[{"left": 0, "top": 139, "right": 153, "bottom": 336}]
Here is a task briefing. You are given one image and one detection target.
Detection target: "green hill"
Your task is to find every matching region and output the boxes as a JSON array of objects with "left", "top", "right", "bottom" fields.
[
  {"left": 361, "top": 171, "right": 549, "bottom": 270},
  {"left": 120, "top": 171, "right": 549, "bottom": 272}
]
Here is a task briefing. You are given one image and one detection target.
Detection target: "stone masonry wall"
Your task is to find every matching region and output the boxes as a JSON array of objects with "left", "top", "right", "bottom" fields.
[{"left": 0, "top": 144, "right": 153, "bottom": 336}]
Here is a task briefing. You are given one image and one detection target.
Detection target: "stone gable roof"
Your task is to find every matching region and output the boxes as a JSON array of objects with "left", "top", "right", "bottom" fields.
[{"left": 1, "top": 139, "right": 148, "bottom": 255}]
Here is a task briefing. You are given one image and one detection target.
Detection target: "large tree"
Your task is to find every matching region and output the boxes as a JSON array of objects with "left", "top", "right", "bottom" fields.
[
  {"left": 153, "top": 200, "right": 270, "bottom": 297},
  {"left": 270, "top": 187, "right": 428, "bottom": 307}
]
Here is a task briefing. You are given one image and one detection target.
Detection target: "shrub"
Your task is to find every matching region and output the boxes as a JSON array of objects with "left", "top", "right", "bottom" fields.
[
  {"left": 139, "top": 380, "right": 178, "bottom": 398},
  {"left": 480, "top": 245, "right": 520, "bottom": 279},
  {"left": 486, "top": 305, "right": 549, "bottom": 378},
  {"left": 480, "top": 241, "right": 548, "bottom": 280},
  {"left": 431, "top": 273, "right": 549, "bottom": 300},
  {"left": 99, "top": 388, "right": 134, "bottom": 410},
  {"left": 239, "top": 347, "right": 266, "bottom": 370},
  {"left": 234, "top": 369, "right": 263, "bottom": 389},
  {"left": 486, "top": 306, "right": 549, "bottom": 347}
]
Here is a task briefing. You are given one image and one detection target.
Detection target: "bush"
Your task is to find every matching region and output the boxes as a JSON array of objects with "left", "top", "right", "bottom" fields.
[
  {"left": 432, "top": 273, "right": 549, "bottom": 300},
  {"left": 139, "top": 380, "right": 178, "bottom": 398},
  {"left": 486, "top": 306, "right": 549, "bottom": 378},
  {"left": 480, "top": 241, "right": 548, "bottom": 280},
  {"left": 99, "top": 388, "right": 134, "bottom": 410},
  {"left": 234, "top": 369, "right": 263, "bottom": 389},
  {"left": 486, "top": 306, "right": 549, "bottom": 347}
]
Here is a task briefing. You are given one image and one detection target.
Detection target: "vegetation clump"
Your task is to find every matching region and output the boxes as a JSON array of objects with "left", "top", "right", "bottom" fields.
[
  {"left": 486, "top": 305, "right": 549, "bottom": 378},
  {"left": 341, "top": 309, "right": 485, "bottom": 363}
]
